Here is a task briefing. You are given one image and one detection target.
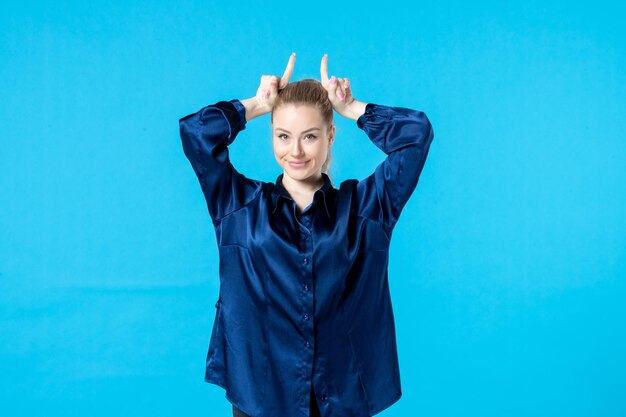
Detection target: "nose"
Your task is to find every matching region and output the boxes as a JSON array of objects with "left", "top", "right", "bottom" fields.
[{"left": 290, "top": 139, "right": 305, "bottom": 157}]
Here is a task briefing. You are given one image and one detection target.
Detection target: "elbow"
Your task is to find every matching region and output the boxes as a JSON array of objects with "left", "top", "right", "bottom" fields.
[
  {"left": 179, "top": 117, "right": 201, "bottom": 162},
  {"left": 419, "top": 110, "right": 434, "bottom": 145},
  {"left": 426, "top": 119, "right": 434, "bottom": 145},
  {"left": 411, "top": 110, "right": 434, "bottom": 146}
]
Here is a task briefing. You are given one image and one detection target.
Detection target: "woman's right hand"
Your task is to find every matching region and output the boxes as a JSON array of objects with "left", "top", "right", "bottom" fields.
[{"left": 242, "top": 53, "right": 296, "bottom": 121}]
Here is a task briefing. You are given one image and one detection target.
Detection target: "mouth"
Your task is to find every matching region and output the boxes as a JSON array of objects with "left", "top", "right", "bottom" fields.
[{"left": 288, "top": 160, "right": 309, "bottom": 168}]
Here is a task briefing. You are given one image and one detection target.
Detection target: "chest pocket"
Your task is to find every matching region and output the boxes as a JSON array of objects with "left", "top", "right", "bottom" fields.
[
  {"left": 356, "top": 218, "right": 391, "bottom": 253},
  {"left": 218, "top": 212, "right": 249, "bottom": 249}
]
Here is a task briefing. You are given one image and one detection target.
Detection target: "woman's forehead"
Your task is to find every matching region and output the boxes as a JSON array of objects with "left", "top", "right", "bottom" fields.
[{"left": 272, "top": 104, "right": 325, "bottom": 128}]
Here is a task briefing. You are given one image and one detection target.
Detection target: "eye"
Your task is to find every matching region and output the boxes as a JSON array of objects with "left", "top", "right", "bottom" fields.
[
  {"left": 305, "top": 134, "right": 317, "bottom": 140},
  {"left": 278, "top": 134, "right": 289, "bottom": 141}
]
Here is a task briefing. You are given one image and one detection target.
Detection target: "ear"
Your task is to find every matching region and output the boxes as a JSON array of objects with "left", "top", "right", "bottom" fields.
[{"left": 328, "top": 123, "right": 336, "bottom": 145}]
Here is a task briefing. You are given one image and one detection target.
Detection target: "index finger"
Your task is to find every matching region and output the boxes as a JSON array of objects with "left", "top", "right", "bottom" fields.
[
  {"left": 320, "top": 54, "right": 329, "bottom": 83},
  {"left": 280, "top": 52, "right": 296, "bottom": 87}
]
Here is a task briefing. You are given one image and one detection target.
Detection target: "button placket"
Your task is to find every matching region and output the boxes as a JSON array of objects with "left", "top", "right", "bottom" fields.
[
  {"left": 299, "top": 220, "right": 313, "bottom": 299},
  {"left": 299, "top": 218, "right": 314, "bottom": 363}
]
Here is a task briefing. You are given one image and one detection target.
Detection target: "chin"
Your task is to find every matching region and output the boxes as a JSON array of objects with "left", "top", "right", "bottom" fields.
[{"left": 285, "top": 168, "right": 309, "bottom": 178}]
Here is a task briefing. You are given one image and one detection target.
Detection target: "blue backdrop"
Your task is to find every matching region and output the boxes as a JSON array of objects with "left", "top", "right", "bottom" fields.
[{"left": 1, "top": 1, "right": 624, "bottom": 416}]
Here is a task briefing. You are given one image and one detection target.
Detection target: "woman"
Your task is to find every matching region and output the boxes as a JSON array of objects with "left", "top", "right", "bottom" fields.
[{"left": 179, "top": 53, "right": 435, "bottom": 417}]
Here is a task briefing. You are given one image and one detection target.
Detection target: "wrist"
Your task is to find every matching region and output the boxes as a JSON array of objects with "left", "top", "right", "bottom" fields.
[
  {"left": 241, "top": 97, "right": 270, "bottom": 122},
  {"left": 342, "top": 100, "right": 367, "bottom": 121}
]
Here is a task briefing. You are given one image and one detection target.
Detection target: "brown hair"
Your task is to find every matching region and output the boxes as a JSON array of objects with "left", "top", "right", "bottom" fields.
[{"left": 271, "top": 78, "right": 334, "bottom": 178}]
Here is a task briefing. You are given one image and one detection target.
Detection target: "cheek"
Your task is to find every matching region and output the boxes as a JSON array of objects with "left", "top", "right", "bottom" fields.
[
  {"left": 311, "top": 143, "right": 328, "bottom": 158},
  {"left": 272, "top": 141, "right": 286, "bottom": 156}
]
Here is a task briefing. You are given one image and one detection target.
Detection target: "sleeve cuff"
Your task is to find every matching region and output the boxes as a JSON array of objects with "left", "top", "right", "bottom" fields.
[
  {"left": 356, "top": 103, "right": 386, "bottom": 129},
  {"left": 230, "top": 99, "right": 247, "bottom": 130},
  {"left": 212, "top": 99, "right": 247, "bottom": 133}
]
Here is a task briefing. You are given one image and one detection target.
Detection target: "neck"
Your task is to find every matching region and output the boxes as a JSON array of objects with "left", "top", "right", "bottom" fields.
[{"left": 282, "top": 172, "right": 325, "bottom": 195}]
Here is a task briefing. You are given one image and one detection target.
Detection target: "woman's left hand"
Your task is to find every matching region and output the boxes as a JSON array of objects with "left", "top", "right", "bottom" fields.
[{"left": 320, "top": 54, "right": 365, "bottom": 121}]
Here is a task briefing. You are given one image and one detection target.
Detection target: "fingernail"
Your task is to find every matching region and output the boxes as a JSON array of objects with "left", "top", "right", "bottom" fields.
[
  {"left": 330, "top": 75, "right": 336, "bottom": 83},
  {"left": 338, "top": 93, "right": 345, "bottom": 101}
]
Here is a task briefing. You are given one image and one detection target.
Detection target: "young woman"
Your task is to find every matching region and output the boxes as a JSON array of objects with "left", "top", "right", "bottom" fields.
[{"left": 179, "top": 53, "right": 435, "bottom": 417}]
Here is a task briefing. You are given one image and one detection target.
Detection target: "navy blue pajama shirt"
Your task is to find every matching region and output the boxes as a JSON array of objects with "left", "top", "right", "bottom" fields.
[{"left": 179, "top": 98, "right": 434, "bottom": 417}]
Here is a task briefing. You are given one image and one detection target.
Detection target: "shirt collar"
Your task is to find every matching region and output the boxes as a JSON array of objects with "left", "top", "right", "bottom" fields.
[{"left": 271, "top": 172, "right": 332, "bottom": 218}]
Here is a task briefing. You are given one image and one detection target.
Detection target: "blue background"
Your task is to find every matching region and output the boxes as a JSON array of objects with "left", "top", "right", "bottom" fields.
[{"left": 1, "top": 1, "right": 625, "bottom": 416}]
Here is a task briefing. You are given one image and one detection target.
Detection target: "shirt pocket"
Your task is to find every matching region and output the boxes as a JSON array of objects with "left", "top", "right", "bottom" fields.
[
  {"left": 218, "top": 213, "right": 249, "bottom": 249},
  {"left": 356, "top": 218, "right": 391, "bottom": 254}
]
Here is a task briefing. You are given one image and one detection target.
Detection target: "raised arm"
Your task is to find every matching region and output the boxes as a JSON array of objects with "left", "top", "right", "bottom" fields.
[
  {"left": 319, "top": 54, "right": 435, "bottom": 231},
  {"left": 355, "top": 103, "right": 435, "bottom": 231},
  {"left": 179, "top": 99, "right": 262, "bottom": 223},
  {"left": 179, "top": 54, "right": 298, "bottom": 223}
]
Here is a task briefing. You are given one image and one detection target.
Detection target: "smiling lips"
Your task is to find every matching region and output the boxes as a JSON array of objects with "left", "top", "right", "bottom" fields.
[{"left": 288, "top": 160, "right": 308, "bottom": 168}]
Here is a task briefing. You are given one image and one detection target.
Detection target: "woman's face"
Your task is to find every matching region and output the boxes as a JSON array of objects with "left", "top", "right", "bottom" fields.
[{"left": 272, "top": 103, "right": 335, "bottom": 184}]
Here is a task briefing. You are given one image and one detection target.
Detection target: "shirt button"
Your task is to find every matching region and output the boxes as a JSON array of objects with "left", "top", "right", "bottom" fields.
[
  {"left": 303, "top": 313, "right": 309, "bottom": 321},
  {"left": 303, "top": 284, "right": 309, "bottom": 292},
  {"left": 305, "top": 340, "right": 310, "bottom": 348},
  {"left": 303, "top": 258, "right": 309, "bottom": 264},
  {"left": 322, "top": 394, "right": 328, "bottom": 401}
]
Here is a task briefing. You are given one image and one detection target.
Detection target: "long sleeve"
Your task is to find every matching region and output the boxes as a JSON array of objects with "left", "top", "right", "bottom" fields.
[
  {"left": 355, "top": 102, "right": 435, "bottom": 231},
  {"left": 179, "top": 99, "right": 262, "bottom": 223}
]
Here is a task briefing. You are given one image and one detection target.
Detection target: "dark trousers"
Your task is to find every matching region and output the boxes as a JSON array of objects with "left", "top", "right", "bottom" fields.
[{"left": 232, "top": 384, "right": 321, "bottom": 417}]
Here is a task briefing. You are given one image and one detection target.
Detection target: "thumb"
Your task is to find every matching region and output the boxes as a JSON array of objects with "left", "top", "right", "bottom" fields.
[
  {"left": 327, "top": 75, "right": 340, "bottom": 101},
  {"left": 267, "top": 77, "right": 279, "bottom": 97}
]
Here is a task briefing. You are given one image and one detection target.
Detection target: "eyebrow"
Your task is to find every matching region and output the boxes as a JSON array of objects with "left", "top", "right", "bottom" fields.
[{"left": 274, "top": 127, "right": 321, "bottom": 134}]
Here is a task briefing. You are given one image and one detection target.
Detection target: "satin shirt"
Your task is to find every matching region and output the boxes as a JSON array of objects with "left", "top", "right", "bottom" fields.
[{"left": 179, "top": 98, "right": 434, "bottom": 417}]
